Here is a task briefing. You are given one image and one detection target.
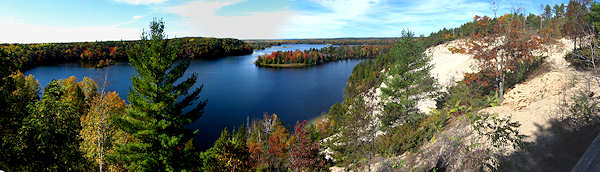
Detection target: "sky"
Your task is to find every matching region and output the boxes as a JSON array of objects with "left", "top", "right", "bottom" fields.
[{"left": 0, "top": 0, "right": 570, "bottom": 43}]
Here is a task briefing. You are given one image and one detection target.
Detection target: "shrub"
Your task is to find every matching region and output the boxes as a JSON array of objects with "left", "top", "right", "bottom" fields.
[
  {"left": 564, "top": 47, "right": 598, "bottom": 70},
  {"left": 559, "top": 89, "right": 600, "bottom": 129},
  {"left": 375, "top": 111, "right": 449, "bottom": 157}
]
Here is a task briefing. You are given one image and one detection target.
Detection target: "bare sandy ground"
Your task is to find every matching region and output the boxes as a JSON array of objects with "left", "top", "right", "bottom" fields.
[{"left": 479, "top": 38, "right": 597, "bottom": 143}]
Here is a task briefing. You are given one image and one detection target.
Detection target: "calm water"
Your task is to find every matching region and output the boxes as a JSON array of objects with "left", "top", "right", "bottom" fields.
[{"left": 26, "top": 44, "right": 362, "bottom": 148}]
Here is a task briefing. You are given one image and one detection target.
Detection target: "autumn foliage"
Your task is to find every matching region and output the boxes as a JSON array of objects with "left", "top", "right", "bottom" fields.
[
  {"left": 0, "top": 37, "right": 252, "bottom": 70},
  {"left": 452, "top": 12, "right": 548, "bottom": 102},
  {"left": 289, "top": 120, "right": 325, "bottom": 171},
  {"left": 255, "top": 45, "right": 391, "bottom": 66}
]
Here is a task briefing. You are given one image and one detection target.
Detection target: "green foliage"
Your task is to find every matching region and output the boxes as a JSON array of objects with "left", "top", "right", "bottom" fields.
[
  {"left": 0, "top": 35, "right": 251, "bottom": 71},
  {"left": 590, "top": 2, "right": 600, "bottom": 32},
  {"left": 560, "top": 89, "right": 600, "bottom": 129},
  {"left": 17, "top": 80, "right": 89, "bottom": 171},
  {"left": 375, "top": 110, "right": 448, "bottom": 157},
  {"left": 108, "top": 18, "right": 205, "bottom": 171},
  {"left": 0, "top": 50, "right": 22, "bottom": 170},
  {"left": 381, "top": 30, "right": 439, "bottom": 128},
  {"left": 326, "top": 103, "right": 344, "bottom": 131},
  {"left": 504, "top": 56, "right": 547, "bottom": 88},
  {"left": 470, "top": 113, "right": 527, "bottom": 150},
  {"left": 80, "top": 89, "right": 129, "bottom": 171},
  {"left": 565, "top": 46, "right": 600, "bottom": 70},
  {"left": 326, "top": 98, "right": 376, "bottom": 168},
  {"left": 201, "top": 127, "right": 251, "bottom": 171}
]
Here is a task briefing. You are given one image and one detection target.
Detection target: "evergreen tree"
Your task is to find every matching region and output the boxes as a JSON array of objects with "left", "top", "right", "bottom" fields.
[
  {"left": 381, "top": 30, "right": 438, "bottom": 127},
  {"left": 108, "top": 18, "right": 206, "bottom": 171},
  {"left": 544, "top": 4, "right": 553, "bottom": 19}
]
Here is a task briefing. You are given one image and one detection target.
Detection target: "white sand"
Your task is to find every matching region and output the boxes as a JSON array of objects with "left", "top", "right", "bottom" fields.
[
  {"left": 417, "top": 40, "right": 478, "bottom": 113},
  {"left": 480, "top": 38, "right": 600, "bottom": 143}
]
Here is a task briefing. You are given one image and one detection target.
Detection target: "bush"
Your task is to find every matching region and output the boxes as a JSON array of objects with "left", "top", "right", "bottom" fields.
[
  {"left": 505, "top": 56, "right": 547, "bottom": 88},
  {"left": 560, "top": 89, "right": 600, "bottom": 129},
  {"left": 564, "top": 47, "right": 598, "bottom": 70},
  {"left": 469, "top": 113, "right": 528, "bottom": 150},
  {"left": 375, "top": 111, "right": 449, "bottom": 157}
]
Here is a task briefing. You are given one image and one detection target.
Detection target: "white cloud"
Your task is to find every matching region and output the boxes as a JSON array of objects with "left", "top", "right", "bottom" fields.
[
  {"left": 133, "top": 15, "right": 143, "bottom": 20},
  {"left": 114, "top": 0, "right": 167, "bottom": 5},
  {"left": 281, "top": 0, "right": 500, "bottom": 38},
  {"left": 0, "top": 16, "right": 141, "bottom": 43},
  {"left": 165, "top": 0, "right": 294, "bottom": 39},
  {"left": 280, "top": 0, "right": 382, "bottom": 38}
]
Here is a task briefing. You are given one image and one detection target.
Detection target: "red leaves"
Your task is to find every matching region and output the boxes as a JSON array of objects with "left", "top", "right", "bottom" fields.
[
  {"left": 289, "top": 120, "right": 325, "bottom": 171},
  {"left": 108, "top": 46, "right": 117, "bottom": 57}
]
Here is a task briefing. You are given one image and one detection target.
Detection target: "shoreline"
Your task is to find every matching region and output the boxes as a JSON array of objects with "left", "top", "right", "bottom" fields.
[{"left": 256, "top": 63, "right": 312, "bottom": 68}]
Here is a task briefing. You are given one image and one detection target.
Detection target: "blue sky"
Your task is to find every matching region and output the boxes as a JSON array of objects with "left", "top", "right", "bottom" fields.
[{"left": 0, "top": 0, "right": 569, "bottom": 43}]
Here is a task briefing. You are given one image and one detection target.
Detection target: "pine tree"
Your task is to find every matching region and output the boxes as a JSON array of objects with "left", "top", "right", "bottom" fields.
[
  {"left": 381, "top": 30, "right": 438, "bottom": 127},
  {"left": 108, "top": 18, "right": 206, "bottom": 171},
  {"left": 544, "top": 4, "right": 553, "bottom": 19}
]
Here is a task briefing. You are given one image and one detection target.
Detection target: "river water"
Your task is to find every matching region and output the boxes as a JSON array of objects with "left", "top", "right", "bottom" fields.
[{"left": 26, "top": 44, "right": 363, "bottom": 148}]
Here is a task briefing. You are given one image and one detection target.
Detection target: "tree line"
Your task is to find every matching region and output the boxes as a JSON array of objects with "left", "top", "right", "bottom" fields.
[
  {"left": 254, "top": 45, "right": 392, "bottom": 67},
  {"left": 246, "top": 38, "right": 400, "bottom": 50},
  {"left": 1, "top": 37, "right": 252, "bottom": 70}
]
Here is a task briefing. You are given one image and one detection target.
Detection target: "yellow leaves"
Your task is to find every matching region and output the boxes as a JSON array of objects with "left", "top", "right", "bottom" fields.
[
  {"left": 10, "top": 71, "right": 39, "bottom": 99},
  {"left": 449, "top": 47, "right": 467, "bottom": 54},
  {"left": 315, "top": 119, "right": 330, "bottom": 135},
  {"left": 80, "top": 89, "right": 127, "bottom": 167}
]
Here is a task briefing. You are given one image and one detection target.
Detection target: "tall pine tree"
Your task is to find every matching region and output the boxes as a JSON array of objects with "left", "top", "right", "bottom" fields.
[
  {"left": 109, "top": 18, "right": 206, "bottom": 171},
  {"left": 381, "top": 30, "right": 438, "bottom": 127}
]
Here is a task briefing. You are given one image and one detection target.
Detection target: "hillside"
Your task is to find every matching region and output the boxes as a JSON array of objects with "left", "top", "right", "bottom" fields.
[{"left": 351, "top": 38, "right": 600, "bottom": 171}]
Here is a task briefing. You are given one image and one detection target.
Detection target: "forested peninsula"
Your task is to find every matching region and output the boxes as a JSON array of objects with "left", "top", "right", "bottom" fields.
[{"left": 254, "top": 45, "right": 392, "bottom": 68}]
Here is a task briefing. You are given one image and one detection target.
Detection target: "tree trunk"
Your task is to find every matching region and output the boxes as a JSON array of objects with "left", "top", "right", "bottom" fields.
[
  {"left": 499, "top": 74, "right": 505, "bottom": 103},
  {"left": 574, "top": 37, "right": 578, "bottom": 52}
]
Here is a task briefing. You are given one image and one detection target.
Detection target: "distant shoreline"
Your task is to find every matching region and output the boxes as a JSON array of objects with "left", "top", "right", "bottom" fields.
[{"left": 256, "top": 63, "right": 311, "bottom": 68}]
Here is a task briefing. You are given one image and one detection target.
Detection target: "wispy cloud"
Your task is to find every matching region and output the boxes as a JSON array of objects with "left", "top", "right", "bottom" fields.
[
  {"left": 165, "top": 0, "right": 295, "bottom": 39},
  {"left": 280, "top": 0, "right": 539, "bottom": 38},
  {"left": 114, "top": 0, "right": 167, "bottom": 5},
  {"left": 0, "top": 16, "right": 140, "bottom": 43}
]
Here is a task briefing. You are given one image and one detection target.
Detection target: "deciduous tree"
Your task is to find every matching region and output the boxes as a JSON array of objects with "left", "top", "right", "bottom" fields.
[
  {"left": 289, "top": 120, "right": 325, "bottom": 171},
  {"left": 452, "top": 13, "right": 545, "bottom": 103}
]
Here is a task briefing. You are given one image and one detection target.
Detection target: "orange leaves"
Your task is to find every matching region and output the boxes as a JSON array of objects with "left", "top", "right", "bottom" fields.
[
  {"left": 267, "top": 124, "right": 289, "bottom": 160},
  {"left": 248, "top": 141, "right": 265, "bottom": 167},
  {"left": 463, "top": 73, "right": 479, "bottom": 85}
]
